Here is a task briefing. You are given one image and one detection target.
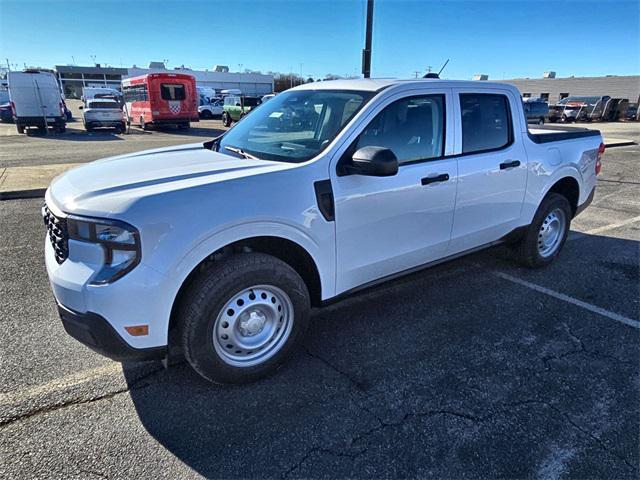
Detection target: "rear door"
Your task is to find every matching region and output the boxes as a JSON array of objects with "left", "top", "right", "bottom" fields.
[
  {"left": 9, "top": 72, "right": 61, "bottom": 119},
  {"left": 35, "top": 74, "right": 63, "bottom": 120},
  {"left": 159, "top": 81, "right": 187, "bottom": 118},
  {"left": 331, "top": 89, "right": 457, "bottom": 293},
  {"left": 448, "top": 88, "right": 527, "bottom": 254}
]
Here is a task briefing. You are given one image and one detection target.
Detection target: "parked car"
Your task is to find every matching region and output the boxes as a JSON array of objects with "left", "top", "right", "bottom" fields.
[
  {"left": 79, "top": 98, "right": 126, "bottom": 132},
  {"left": 625, "top": 104, "right": 638, "bottom": 121},
  {"left": 43, "top": 79, "right": 603, "bottom": 384},
  {"left": 8, "top": 70, "right": 66, "bottom": 133},
  {"left": 522, "top": 99, "right": 549, "bottom": 125},
  {"left": 222, "top": 95, "right": 261, "bottom": 126},
  {"left": 61, "top": 99, "right": 73, "bottom": 122},
  {"left": 0, "top": 103, "right": 13, "bottom": 123},
  {"left": 547, "top": 104, "right": 562, "bottom": 123},
  {"left": 198, "top": 99, "right": 224, "bottom": 119}
]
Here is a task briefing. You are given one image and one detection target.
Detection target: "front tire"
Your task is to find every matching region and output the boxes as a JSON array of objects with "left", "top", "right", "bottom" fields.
[
  {"left": 179, "top": 253, "right": 310, "bottom": 384},
  {"left": 222, "top": 112, "right": 232, "bottom": 127},
  {"left": 513, "top": 193, "right": 572, "bottom": 268}
]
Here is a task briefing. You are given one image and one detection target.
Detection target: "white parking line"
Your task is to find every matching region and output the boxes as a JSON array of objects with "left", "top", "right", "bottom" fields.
[
  {"left": 0, "top": 363, "right": 121, "bottom": 407},
  {"left": 494, "top": 272, "right": 640, "bottom": 329},
  {"left": 568, "top": 215, "right": 640, "bottom": 241},
  {"left": 581, "top": 215, "right": 640, "bottom": 235}
]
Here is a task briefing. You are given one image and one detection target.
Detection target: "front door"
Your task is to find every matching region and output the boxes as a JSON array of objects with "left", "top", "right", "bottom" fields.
[
  {"left": 448, "top": 89, "right": 528, "bottom": 254},
  {"left": 331, "top": 91, "right": 457, "bottom": 294}
]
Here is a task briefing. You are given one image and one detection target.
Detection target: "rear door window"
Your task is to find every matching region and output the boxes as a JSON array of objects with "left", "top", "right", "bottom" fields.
[
  {"left": 460, "top": 93, "right": 512, "bottom": 154},
  {"left": 161, "top": 84, "right": 186, "bottom": 101}
]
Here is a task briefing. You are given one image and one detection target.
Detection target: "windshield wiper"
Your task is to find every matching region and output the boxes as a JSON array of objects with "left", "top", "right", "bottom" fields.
[{"left": 223, "top": 145, "right": 260, "bottom": 160}]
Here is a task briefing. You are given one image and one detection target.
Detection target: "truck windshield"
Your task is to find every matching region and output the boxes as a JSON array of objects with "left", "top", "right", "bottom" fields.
[{"left": 218, "top": 89, "right": 374, "bottom": 163}]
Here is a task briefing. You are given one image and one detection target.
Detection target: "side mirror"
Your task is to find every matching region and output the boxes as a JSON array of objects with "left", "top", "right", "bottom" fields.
[{"left": 346, "top": 146, "right": 398, "bottom": 177}]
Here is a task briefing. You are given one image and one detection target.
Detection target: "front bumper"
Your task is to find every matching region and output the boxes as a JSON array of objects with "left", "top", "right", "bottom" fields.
[{"left": 58, "top": 304, "right": 165, "bottom": 361}]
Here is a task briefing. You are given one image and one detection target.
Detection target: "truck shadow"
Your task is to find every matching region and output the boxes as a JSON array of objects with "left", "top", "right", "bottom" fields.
[
  {"left": 24, "top": 130, "right": 125, "bottom": 141},
  {"left": 122, "top": 232, "right": 639, "bottom": 478}
]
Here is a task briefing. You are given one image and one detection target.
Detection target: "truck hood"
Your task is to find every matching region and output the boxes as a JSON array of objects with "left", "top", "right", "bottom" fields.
[{"left": 48, "top": 142, "right": 292, "bottom": 216}]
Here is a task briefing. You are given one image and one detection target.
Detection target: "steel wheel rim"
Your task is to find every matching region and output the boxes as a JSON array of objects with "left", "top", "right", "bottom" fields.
[
  {"left": 213, "top": 285, "right": 294, "bottom": 367},
  {"left": 537, "top": 208, "right": 566, "bottom": 257}
]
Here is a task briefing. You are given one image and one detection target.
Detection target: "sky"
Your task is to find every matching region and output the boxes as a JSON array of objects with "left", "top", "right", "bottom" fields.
[{"left": 1, "top": 0, "right": 638, "bottom": 80}]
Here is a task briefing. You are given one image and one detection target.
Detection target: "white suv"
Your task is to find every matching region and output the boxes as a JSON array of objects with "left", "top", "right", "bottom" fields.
[
  {"left": 81, "top": 98, "right": 126, "bottom": 133},
  {"left": 44, "top": 79, "right": 603, "bottom": 384}
]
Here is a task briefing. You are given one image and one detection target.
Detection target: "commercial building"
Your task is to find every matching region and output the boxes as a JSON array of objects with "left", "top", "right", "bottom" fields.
[
  {"left": 489, "top": 72, "right": 640, "bottom": 104},
  {"left": 127, "top": 65, "right": 273, "bottom": 96},
  {"left": 55, "top": 63, "right": 274, "bottom": 99},
  {"left": 56, "top": 65, "right": 128, "bottom": 98}
]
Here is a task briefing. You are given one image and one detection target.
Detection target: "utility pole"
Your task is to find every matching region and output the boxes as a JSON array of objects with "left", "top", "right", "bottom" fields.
[
  {"left": 413, "top": 71, "right": 420, "bottom": 79},
  {"left": 362, "top": 0, "right": 374, "bottom": 78},
  {"left": 6, "top": 58, "right": 10, "bottom": 72}
]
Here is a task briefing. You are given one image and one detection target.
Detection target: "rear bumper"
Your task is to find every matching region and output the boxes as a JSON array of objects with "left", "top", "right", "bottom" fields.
[
  {"left": 149, "top": 118, "right": 198, "bottom": 125},
  {"left": 16, "top": 116, "right": 65, "bottom": 127},
  {"left": 85, "top": 120, "right": 124, "bottom": 128},
  {"left": 58, "top": 304, "right": 166, "bottom": 362}
]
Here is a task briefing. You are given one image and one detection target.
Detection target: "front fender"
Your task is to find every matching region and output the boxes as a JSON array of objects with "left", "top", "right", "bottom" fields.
[{"left": 171, "top": 220, "right": 334, "bottom": 302}]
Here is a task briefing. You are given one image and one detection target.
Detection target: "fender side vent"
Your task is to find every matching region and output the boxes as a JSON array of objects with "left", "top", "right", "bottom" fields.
[{"left": 314, "top": 180, "right": 335, "bottom": 222}]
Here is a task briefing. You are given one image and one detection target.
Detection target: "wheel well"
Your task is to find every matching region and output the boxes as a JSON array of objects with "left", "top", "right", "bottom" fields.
[
  {"left": 548, "top": 177, "right": 579, "bottom": 216},
  {"left": 168, "top": 236, "right": 322, "bottom": 346}
]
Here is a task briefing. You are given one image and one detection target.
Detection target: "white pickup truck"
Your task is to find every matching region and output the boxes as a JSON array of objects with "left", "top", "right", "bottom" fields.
[{"left": 44, "top": 79, "right": 604, "bottom": 384}]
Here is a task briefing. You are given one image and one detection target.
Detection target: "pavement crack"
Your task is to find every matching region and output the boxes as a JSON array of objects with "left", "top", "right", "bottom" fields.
[
  {"left": 0, "top": 366, "right": 164, "bottom": 427},
  {"left": 303, "top": 347, "right": 367, "bottom": 391},
  {"left": 548, "top": 404, "right": 635, "bottom": 470}
]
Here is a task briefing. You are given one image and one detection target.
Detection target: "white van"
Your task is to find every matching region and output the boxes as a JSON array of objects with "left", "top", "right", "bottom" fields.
[{"left": 8, "top": 70, "right": 66, "bottom": 134}]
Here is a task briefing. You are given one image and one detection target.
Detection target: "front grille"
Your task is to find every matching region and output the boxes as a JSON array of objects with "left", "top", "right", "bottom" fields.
[{"left": 43, "top": 203, "right": 69, "bottom": 264}]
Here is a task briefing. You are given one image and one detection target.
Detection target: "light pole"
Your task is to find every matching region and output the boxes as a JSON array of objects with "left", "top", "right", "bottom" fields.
[{"left": 362, "top": 0, "right": 374, "bottom": 78}]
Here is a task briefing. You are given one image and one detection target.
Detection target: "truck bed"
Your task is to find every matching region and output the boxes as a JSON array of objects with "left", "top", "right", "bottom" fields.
[{"left": 528, "top": 125, "right": 601, "bottom": 144}]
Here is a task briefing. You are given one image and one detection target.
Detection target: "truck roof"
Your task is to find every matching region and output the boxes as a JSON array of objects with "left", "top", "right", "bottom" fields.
[{"left": 293, "top": 78, "right": 520, "bottom": 94}]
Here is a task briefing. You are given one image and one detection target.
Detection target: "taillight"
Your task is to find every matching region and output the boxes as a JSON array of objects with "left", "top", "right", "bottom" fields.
[
  {"left": 59, "top": 101, "right": 65, "bottom": 116},
  {"left": 595, "top": 142, "right": 605, "bottom": 175}
]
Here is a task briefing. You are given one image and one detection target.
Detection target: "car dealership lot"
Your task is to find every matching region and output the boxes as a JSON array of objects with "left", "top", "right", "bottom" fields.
[{"left": 0, "top": 136, "right": 639, "bottom": 477}]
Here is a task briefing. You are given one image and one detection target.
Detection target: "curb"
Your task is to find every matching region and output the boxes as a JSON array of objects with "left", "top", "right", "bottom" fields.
[
  {"left": 0, "top": 188, "right": 46, "bottom": 201},
  {"left": 0, "top": 141, "right": 635, "bottom": 201}
]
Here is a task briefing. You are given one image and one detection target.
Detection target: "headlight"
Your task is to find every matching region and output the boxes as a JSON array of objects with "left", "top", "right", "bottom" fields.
[{"left": 67, "top": 216, "right": 140, "bottom": 285}]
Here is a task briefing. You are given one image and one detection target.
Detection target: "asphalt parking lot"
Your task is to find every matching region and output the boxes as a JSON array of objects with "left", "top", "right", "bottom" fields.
[{"left": 0, "top": 129, "right": 638, "bottom": 477}]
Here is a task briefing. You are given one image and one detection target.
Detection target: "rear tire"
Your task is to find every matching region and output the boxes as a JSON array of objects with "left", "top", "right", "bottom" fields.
[
  {"left": 16, "top": 124, "right": 25, "bottom": 134},
  {"left": 200, "top": 110, "right": 213, "bottom": 119},
  {"left": 179, "top": 253, "right": 310, "bottom": 384},
  {"left": 57, "top": 123, "right": 66, "bottom": 133},
  {"left": 140, "top": 116, "right": 149, "bottom": 131},
  {"left": 513, "top": 193, "right": 572, "bottom": 268}
]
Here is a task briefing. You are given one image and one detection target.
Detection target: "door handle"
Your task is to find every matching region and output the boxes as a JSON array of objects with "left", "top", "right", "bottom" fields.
[
  {"left": 500, "top": 160, "right": 521, "bottom": 170},
  {"left": 421, "top": 173, "right": 450, "bottom": 185}
]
